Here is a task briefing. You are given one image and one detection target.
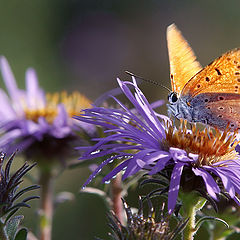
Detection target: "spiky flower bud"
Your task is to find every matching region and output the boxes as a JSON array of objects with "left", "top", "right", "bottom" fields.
[
  {"left": 0, "top": 152, "right": 39, "bottom": 240},
  {"left": 107, "top": 198, "right": 188, "bottom": 240}
]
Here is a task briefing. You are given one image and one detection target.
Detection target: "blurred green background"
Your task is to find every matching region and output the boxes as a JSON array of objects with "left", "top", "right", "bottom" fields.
[{"left": 2, "top": 0, "right": 240, "bottom": 239}]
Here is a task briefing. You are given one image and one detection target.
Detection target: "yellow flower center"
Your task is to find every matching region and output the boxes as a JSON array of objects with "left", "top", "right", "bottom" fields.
[
  {"left": 165, "top": 119, "right": 239, "bottom": 167},
  {"left": 24, "top": 91, "right": 92, "bottom": 123}
]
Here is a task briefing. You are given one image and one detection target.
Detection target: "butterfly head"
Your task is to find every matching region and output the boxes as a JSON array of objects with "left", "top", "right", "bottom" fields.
[
  {"left": 167, "top": 92, "right": 194, "bottom": 123},
  {"left": 167, "top": 91, "right": 180, "bottom": 119}
]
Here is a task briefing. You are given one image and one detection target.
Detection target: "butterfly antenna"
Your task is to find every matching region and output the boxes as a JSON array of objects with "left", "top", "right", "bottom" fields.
[{"left": 125, "top": 71, "right": 171, "bottom": 93}]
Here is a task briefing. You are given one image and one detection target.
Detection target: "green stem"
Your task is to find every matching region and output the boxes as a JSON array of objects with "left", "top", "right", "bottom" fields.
[
  {"left": 180, "top": 192, "right": 206, "bottom": 240},
  {"left": 0, "top": 220, "right": 8, "bottom": 240},
  {"left": 39, "top": 167, "right": 54, "bottom": 240}
]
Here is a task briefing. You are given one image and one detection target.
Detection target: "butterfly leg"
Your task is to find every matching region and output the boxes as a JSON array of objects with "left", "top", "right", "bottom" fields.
[
  {"left": 172, "top": 116, "right": 176, "bottom": 126},
  {"left": 173, "top": 115, "right": 181, "bottom": 127},
  {"left": 168, "top": 110, "right": 175, "bottom": 125},
  {"left": 189, "top": 122, "right": 193, "bottom": 131},
  {"left": 203, "top": 120, "right": 211, "bottom": 139}
]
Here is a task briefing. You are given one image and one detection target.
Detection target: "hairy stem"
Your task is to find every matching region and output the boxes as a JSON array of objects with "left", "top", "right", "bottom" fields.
[
  {"left": 39, "top": 168, "right": 54, "bottom": 240},
  {"left": 111, "top": 173, "right": 123, "bottom": 224},
  {"left": 183, "top": 203, "right": 196, "bottom": 240},
  {"left": 181, "top": 193, "right": 206, "bottom": 240}
]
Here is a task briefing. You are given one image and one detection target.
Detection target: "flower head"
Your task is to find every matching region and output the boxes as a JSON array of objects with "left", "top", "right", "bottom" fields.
[
  {"left": 107, "top": 198, "right": 188, "bottom": 240},
  {"left": 0, "top": 57, "right": 95, "bottom": 160},
  {"left": 77, "top": 77, "right": 240, "bottom": 214}
]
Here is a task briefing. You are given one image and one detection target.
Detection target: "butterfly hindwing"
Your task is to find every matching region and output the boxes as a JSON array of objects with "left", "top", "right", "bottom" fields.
[
  {"left": 187, "top": 92, "right": 240, "bottom": 129},
  {"left": 205, "top": 97, "right": 240, "bottom": 130}
]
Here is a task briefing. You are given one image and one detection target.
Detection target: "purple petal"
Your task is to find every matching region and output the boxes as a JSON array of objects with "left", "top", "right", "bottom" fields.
[
  {"left": 53, "top": 104, "right": 68, "bottom": 127},
  {"left": 102, "top": 159, "right": 131, "bottom": 182},
  {"left": 0, "top": 56, "right": 19, "bottom": 101},
  {"left": 148, "top": 154, "right": 171, "bottom": 175},
  {"left": 168, "top": 162, "right": 185, "bottom": 214},
  {"left": 122, "top": 150, "right": 153, "bottom": 179},
  {"left": 82, "top": 154, "right": 126, "bottom": 188},
  {"left": 169, "top": 147, "right": 192, "bottom": 163},
  {"left": 116, "top": 78, "right": 165, "bottom": 138},
  {"left": 192, "top": 168, "right": 220, "bottom": 200},
  {"left": 0, "top": 89, "right": 16, "bottom": 120},
  {"left": 26, "top": 68, "right": 45, "bottom": 109}
]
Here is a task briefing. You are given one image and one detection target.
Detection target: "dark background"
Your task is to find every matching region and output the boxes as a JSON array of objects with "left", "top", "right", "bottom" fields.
[{"left": 2, "top": 0, "right": 240, "bottom": 239}]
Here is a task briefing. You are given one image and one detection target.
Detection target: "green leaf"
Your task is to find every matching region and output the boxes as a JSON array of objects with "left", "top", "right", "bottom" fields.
[
  {"left": 12, "top": 185, "right": 40, "bottom": 202},
  {"left": 4, "top": 203, "right": 30, "bottom": 220},
  {"left": 6, "top": 215, "right": 24, "bottom": 240},
  {"left": 195, "top": 216, "right": 229, "bottom": 231},
  {"left": 14, "top": 228, "right": 28, "bottom": 240},
  {"left": 170, "top": 217, "right": 189, "bottom": 240},
  {"left": 79, "top": 187, "right": 111, "bottom": 209}
]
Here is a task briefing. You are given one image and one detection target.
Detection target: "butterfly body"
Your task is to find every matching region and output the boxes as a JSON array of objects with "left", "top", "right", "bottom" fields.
[
  {"left": 167, "top": 24, "right": 240, "bottom": 131},
  {"left": 168, "top": 92, "right": 240, "bottom": 129}
]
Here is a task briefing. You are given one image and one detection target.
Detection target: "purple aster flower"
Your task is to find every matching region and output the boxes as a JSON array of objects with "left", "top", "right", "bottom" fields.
[
  {"left": 0, "top": 57, "right": 95, "bottom": 160},
  {"left": 0, "top": 56, "right": 98, "bottom": 240},
  {"left": 77, "top": 77, "right": 240, "bottom": 214}
]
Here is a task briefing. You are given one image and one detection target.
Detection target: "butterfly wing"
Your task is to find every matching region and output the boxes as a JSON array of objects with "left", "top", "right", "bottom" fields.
[
  {"left": 167, "top": 24, "right": 202, "bottom": 95},
  {"left": 204, "top": 96, "right": 240, "bottom": 130},
  {"left": 181, "top": 48, "right": 240, "bottom": 97}
]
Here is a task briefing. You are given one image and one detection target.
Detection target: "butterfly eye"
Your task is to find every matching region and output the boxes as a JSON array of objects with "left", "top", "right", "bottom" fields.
[{"left": 168, "top": 92, "right": 178, "bottom": 104}]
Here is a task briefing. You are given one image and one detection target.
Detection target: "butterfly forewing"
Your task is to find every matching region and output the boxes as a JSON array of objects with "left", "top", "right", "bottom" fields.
[
  {"left": 167, "top": 24, "right": 202, "bottom": 95},
  {"left": 181, "top": 48, "right": 240, "bottom": 97}
]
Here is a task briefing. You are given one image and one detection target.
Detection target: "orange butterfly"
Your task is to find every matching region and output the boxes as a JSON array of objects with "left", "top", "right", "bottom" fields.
[{"left": 167, "top": 23, "right": 240, "bottom": 131}]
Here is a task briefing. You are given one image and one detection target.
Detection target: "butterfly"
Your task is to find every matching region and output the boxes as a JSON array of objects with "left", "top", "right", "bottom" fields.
[{"left": 167, "top": 23, "right": 240, "bottom": 131}]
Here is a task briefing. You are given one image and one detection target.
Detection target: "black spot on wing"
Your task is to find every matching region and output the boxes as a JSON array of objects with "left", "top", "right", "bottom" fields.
[{"left": 215, "top": 68, "right": 221, "bottom": 75}]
